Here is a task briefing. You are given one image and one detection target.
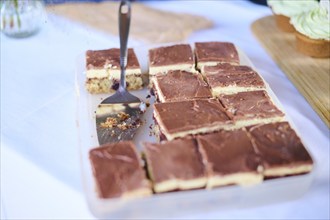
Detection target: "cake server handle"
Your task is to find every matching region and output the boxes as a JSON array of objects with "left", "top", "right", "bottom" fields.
[{"left": 118, "top": 0, "right": 131, "bottom": 92}]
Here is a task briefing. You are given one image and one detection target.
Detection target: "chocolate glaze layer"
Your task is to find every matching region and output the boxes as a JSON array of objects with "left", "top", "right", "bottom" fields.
[
  {"left": 195, "top": 42, "right": 239, "bottom": 64},
  {"left": 143, "top": 138, "right": 206, "bottom": 184},
  {"left": 219, "top": 90, "right": 284, "bottom": 120},
  {"left": 248, "top": 122, "right": 313, "bottom": 169},
  {"left": 89, "top": 141, "right": 150, "bottom": 198},
  {"left": 154, "top": 70, "right": 212, "bottom": 102},
  {"left": 197, "top": 129, "right": 262, "bottom": 175},
  {"left": 149, "top": 44, "right": 194, "bottom": 67},
  {"left": 204, "top": 63, "right": 250, "bottom": 73},
  {"left": 154, "top": 99, "right": 232, "bottom": 135},
  {"left": 86, "top": 48, "right": 140, "bottom": 70},
  {"left": 204, "top": 64, "right": 265, "bottom": 88}
]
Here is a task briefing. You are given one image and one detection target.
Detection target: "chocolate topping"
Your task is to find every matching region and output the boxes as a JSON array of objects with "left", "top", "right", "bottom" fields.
[
  {"left": 89, "top": 142, "right": 150, "bottom": 198},
  {"left": 195, "top": 42, "right": 239, "bottom": 64},
  {"left": 204, "top": 64, "right": 265, "bottom": 88},
  {"left": 149, "top": 44, "right": 194, "bottom": 67},
  {"left": 197, "top": 129, "right": 262, "bottom": 175},
  {"left": 204, "top": 63, "right": 250, "bottom": 73},
  {"left": 154, "top": 99, "right": 232, "bottom": 135},
  {"left": 219, "top": 90, "right": 284, "bottom": 120},
  {"left": 86, "top": 48, "right": 140, "bottom": 70},
  {"left": 143, "top": 139, "right": 206, "bottom": 184},
  {"left": 248, "top": 122, "right": 313, "bottom": 169},
  {"left": 154, "top": 70, "right": 212, "bottom": 102}
]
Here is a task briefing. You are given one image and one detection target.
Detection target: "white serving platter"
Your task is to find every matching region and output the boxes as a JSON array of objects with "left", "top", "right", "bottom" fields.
[{"left": 75, "top": 43, "right": 315, "bottom": 219}]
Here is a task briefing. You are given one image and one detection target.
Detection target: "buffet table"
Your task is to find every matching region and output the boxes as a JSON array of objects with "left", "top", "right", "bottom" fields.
[{"left": 1, "top": 1, "right": 329, "bottom": 219}]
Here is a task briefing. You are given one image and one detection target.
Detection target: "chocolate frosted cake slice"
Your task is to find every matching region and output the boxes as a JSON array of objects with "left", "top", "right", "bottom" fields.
[
  {"left": 195, "top": 42, "right": 239, "bottom": 71},
  {"left": 203, "top": 64, "right": 266, "bottom": 96},
  {"left": 152, "top": 70, "right": 212, "bottom": 102},
  {"left": 197, "top": 129, "right": 263, "bottom": 188},
  {"left": 85, "top": 48, "right": 143, "bottom": 93},
  {"left": 153, "top": 99, "right": 233, "bottom": 141},
  {"left": 143, "top": 138, "right": 207, "bottom": 193},
  {"left": 248, "top": 122, "right": 313, "bottom": 177},
  {"left": 89, "top": 141, "right": 151, "bottom": 199},
  {"left": 148, "top": 44, "right": 196, "bottom": 76},
  {"left": 219, "top": 90, "right": 285, "bottom": 128}
]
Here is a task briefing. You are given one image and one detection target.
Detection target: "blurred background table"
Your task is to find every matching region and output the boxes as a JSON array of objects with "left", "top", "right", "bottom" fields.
[{"left": 1, "top": 0, "right": 329, "bottom": 219}]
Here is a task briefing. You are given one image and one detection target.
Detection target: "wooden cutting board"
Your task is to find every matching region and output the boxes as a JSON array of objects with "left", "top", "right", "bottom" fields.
[
  {"left": 251, "top": 16, "right": 330, "bottom": 128},
  {"left": 46, "top": 2, "right": 213, "bottom": 43}
]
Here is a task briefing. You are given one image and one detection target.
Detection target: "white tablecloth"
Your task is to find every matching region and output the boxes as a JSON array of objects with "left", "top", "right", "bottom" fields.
[{"left": 1, "top": 1, "right": 329, "bottom": 219}]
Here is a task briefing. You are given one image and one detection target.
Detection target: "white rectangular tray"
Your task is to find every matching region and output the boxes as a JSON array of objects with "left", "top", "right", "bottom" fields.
[{"left": 75, "top": 44, "right": 315, "bottom": 219}]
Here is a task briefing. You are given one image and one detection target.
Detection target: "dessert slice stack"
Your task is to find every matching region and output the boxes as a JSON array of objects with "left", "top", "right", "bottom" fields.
[{"left": 88, "top": 42, "right": 313, "bottom": 199}]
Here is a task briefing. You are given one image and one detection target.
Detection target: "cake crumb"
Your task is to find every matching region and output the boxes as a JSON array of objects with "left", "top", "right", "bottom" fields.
[
  {"left": 117, "top": 112, "right": 130, "bottom": 121},
  {"left": 118, "top": 122, "right": 128, "bottom": 130},
  {"left": 100, "top": 117, "right": 118, "bottom": 128}
]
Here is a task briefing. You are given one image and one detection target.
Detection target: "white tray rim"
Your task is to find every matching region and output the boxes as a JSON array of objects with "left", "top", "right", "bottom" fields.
[{"left": 75, "top": 43, "right": 317, "bottom": 219}]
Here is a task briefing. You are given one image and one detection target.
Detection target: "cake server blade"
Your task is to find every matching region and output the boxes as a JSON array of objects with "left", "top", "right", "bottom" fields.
[{"left": 95, "top": 0, "right": 145, "bottom": 145}]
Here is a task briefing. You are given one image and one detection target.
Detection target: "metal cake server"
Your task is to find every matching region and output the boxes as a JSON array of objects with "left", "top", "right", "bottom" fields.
[{"left": 95, "top": 0, "right": 146, "bottom": 145}]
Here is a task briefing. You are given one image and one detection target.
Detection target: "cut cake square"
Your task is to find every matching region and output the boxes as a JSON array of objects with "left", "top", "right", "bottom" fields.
[
  {"left": 143, "top": 138, "right": 207, "bottom": 193},
  {"left": 152, "top": 70, "right": 212, "bottom": 102},
  {"left": 153, "top": 99, "right": 233, "bottom": 141},
  {"left": 148, "top": 44, "right": 196, "bottom": 76},
  {"left": 248, "top": 122, "right": 313, "bottom": 177},
  {"left": 197, "top": 129, "right": 263, "bottom": 188},
  {"left": 195, "top": 41, "right": 239, "bottom": 71},
  {"left": 219, "top": 90, "right": 285, "bottom": 128},
  {"left": 85, "top": 48, "right": 143, "bottom": 93},
  {"left": 203, "top": 63, "right": 265, "bottom": 96},
  {"left": 89, "top": 141, "right": 151, "bottom": 199}
]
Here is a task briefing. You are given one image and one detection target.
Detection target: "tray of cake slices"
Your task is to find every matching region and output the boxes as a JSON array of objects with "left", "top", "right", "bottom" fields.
[{"left": 75, "top": 41, "right": 315, "bottom": 219}]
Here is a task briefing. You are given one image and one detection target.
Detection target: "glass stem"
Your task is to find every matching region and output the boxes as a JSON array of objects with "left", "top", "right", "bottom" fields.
[{"left": 13, "top": 0, "right": 21, "bottom": 28}]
